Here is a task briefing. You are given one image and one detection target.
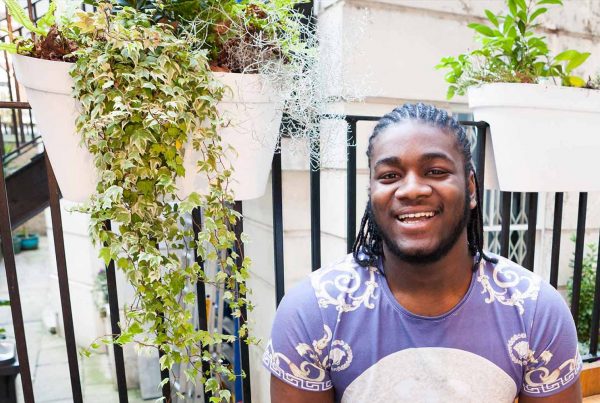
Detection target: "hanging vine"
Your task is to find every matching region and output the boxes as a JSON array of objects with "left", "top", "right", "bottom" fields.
[{"left": 68, "top": 6, "right": 252, "bottom": 400}]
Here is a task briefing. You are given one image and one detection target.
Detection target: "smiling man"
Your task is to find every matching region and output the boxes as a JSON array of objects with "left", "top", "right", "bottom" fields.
[{"left": 262, "top": 103, "right": 582, "bottom": 403}]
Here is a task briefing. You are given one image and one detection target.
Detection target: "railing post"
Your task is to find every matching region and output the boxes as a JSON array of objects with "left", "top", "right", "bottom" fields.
[
  {"left": 309, "top": 137, "right": 321, "bottom": 272},
  {"left": 271, "top": 141, "right": 285, "bottom": 307},
  {"left": 103, "top": 220, "right": 129, "bottom": 403},
  {"left": 45, "top": 154, "right": 83, "bottom": 403},
  {"left": 523, "top": 192, "right": 538, "bottom": 270},
  {"left": 570, "top": 192, "right": 588, "bottom": 327},
  {"left": 0, "top": 121, "right": 34, "bottom": 403},
  {"left": 192, "top": 208, "right": 212, "bottom": 400},
  {"left": 549, "top": 193, "right": 564, "bottom": 288},
  {"left": 500, "top": 192, "right": 512, "bottom": 258},
  {"left": 346, "top": 118, "right": 357, "bottom": 253},
  {"left": 233, "top": 201, "right": 251, "bottom": 402}
]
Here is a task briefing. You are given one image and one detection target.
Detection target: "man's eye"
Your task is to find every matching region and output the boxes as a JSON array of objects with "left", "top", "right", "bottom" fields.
[
  {"left": 428, "top": 169, "right": 447, "bottom": 175},
  {"left": 380, "top": 173, "right": 398, "bottom": 180}
]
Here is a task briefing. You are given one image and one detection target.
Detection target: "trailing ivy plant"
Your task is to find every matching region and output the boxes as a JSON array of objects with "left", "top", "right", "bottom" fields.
[
  {"left": 66, "top": 5, "right": 252, "bottom": 400},
  {"left": 436, "top": 0, "right": 591, "bottom": 99}
]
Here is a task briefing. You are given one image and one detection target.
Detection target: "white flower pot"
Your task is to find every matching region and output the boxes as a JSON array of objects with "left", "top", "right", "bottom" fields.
[
  {"left": 12, "top": 54, "right": 97, "bottom": 202},
  {"left": 12, "top": 55, "right": 281, "bottom": 202},
  {"left": 468, "top": 83, "right": 600, "bottom": 192},
  {"left": 176, "top": 73, "right": 282, "bottom": 201}
]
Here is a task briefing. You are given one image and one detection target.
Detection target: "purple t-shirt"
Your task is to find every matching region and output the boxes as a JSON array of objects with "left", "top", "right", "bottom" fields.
[{"left": 263, "top": 253, "right": 582, "bottom": 402}]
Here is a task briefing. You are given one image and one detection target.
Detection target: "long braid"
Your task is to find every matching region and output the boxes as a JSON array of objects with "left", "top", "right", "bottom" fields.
[{"left": 352, "top": 103, "right": 497, "bottom": 267}]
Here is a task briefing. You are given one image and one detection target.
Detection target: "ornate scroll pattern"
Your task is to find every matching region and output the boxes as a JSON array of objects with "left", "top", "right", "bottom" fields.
[
  {"left": 507, "top": 333, "right": 530, "bottom": 366},
  {"left": 523, "top": 348, "right": 582, "bottom": 394},
  {"left": 311, "top": 255, "right": 379, "bottom": 320},
  {"left": 263, "top": 325, "right": 353, "bottom": 391},
  {"left": 477, "top": 259, "right": 540, "bottom": 315}
]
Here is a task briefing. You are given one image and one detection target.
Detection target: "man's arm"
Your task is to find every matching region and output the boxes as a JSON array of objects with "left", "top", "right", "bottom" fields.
[
  {"left": 271, "top": 375, "right": 335, "bottom": 403},
  {"left": 518, "top": 379, "right": 582, "bottom": 403}
]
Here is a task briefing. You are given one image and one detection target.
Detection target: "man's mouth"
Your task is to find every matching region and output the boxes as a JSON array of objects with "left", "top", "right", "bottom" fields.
[{"left": 396, "top": 211, "right": 438, "bottom": 224}]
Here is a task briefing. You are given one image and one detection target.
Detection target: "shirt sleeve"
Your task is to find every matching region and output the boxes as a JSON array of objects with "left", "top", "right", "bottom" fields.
[
  {"left": 262, "top": 277, "right": 333, "bottom": 392},
  {"left": 520, "top": 281, "right": 582, "bottom": 397}
]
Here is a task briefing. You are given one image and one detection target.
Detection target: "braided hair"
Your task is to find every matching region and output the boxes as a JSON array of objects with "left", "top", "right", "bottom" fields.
[{"left": 352, "top": 103, "right": 496, "bottom": 267}]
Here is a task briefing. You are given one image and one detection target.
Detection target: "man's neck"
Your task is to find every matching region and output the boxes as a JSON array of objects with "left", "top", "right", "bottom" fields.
[{"left": 382, "top": 232, "right": 475, "bottom": 317}]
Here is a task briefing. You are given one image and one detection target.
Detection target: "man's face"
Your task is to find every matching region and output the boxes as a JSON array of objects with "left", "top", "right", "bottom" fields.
[{"left": 368, "top": 121, "right": 476, "bottom": 264}]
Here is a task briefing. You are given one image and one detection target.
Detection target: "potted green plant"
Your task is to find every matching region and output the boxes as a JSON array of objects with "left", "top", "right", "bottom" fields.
[
  {"left": 16, "top": 226, "right": 39, "bottom": 250},
  {"left": 6, "top": 0, "right": 323, "bottom": 202},
  {"left": 2, "top": 0, "right": 96, "bottom": 202},
  {"left": 436, "top": 0, "right": 600, "bottom": 192}
]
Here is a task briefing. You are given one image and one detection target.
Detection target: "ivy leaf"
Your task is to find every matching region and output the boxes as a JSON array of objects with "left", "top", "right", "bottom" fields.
[{"left": 99, "top": 247, "right": 112, "bottom": 265}]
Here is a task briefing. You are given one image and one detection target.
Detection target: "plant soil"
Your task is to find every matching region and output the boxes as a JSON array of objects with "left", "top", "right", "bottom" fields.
[{"left": 31, "top": 26, "right": 78, "bottom": 62}]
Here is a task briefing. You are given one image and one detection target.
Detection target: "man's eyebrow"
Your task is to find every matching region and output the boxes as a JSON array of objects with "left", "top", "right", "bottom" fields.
[
  {"left": 420, "top": 152, "right": 454, "bottom": 163},
  {"left": 373, "top": 153, "right": 454, "bottom": 168},
  {"left": 373, "top": 156, "right": 401, "bottom": 169}
]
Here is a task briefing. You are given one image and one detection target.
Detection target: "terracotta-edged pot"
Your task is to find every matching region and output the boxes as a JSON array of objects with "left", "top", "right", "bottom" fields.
[{"left": 468, "top": 83, "right": 600, "bottom": 192}]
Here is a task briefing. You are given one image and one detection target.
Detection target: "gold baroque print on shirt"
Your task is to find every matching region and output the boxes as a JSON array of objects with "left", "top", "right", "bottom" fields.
[
  {"left": 523, "top": 349, "right": 582, "bottom": 394},
  {"left": 311, "top": 256, "right": 379, "bottom": 319},
  {"left": 263, "top": 325, "right": 353, "bottom": 391},
  {"left": 477, "top": 259, "right": 540, "bottom": 315}
]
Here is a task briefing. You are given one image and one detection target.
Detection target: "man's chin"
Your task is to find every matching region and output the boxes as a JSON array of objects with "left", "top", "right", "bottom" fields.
[{"left": 383, "top": 242, "right": 451, "bottom": 265}]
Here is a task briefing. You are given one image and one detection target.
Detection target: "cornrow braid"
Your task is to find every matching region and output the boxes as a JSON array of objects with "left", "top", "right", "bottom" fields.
[{"left": 352, "top": 102, "right": 496, "bottom": 268}]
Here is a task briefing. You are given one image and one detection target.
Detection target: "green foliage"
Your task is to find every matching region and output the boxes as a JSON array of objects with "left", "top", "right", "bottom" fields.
[
  {"left": 436, "top": 0, "right": 591, "bottom": 99},
  {"left": 0, "top": 0, "right": 54, "bottom": 53},
  {"left": 567, "top": 240, "right": 599, "bottom": 347},
  {"left": 90, "top": 0, "right": 308, "bottom": 72},
  {"left": 0, "top": 0, "right": 76, "bottom": 60},
  {"left": 2, "top": 0, "right": 47, "bottom": 36},
  {"left": 66, "top": 5, "right": 252, "bottom": 395}
]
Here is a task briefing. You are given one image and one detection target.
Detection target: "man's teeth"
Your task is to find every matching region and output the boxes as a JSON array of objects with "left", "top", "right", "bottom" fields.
[{"left": 397, "top": 212, "right": 436, "bottom": 221}]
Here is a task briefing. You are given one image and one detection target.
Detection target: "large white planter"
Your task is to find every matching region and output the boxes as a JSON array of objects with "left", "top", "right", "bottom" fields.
[
  {"left": 12, "top": 54, "right": 97, "bottom": 202},
  {"left": 468, "top": 83, "right": 600, "bottom": 192},
  {"left": 177, "top": 73, "right": 282, "bottom": 201},
  {"left": 12, "top": 54, "right": 281, "bottom": 202}
]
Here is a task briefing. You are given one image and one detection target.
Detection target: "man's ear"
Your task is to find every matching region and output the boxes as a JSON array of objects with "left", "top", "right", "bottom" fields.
[{"left": 468, "top": 171, "right": 477, "bottom": 210}]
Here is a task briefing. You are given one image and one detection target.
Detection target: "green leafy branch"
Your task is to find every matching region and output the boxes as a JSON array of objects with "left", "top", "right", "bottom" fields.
[{"left": 436, "top": 0, "right": 590, "bottom": 99}]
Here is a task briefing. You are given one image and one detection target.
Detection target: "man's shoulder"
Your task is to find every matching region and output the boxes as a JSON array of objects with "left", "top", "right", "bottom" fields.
[
  {"left": 281, "top": 254, "right": 380, "bottom": 314},
  {"left": 477, "top": 252, "right": 567, "bottom": 316}
]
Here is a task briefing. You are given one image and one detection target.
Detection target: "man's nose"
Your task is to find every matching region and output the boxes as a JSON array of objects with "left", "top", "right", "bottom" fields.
[{"left": 394, "top": 172, "right": 432, "bottom": 200}]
